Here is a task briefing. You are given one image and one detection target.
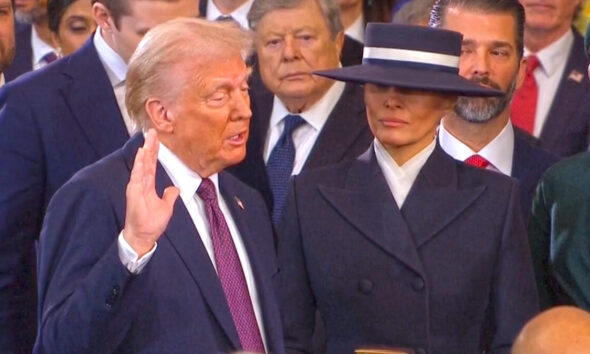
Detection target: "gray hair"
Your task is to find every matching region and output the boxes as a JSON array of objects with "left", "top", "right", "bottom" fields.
[
  {"left": 126, "top": 18, "right": 254, "bottom": 131},
  {"left": 429, "top": 0, "right": 525, "bottom": 58},
  {"left": 392, "top": 0, "right": 437, "bottom": 25},
  {"left": 248, "top": 0, "right": 343, "bottom": 39}
]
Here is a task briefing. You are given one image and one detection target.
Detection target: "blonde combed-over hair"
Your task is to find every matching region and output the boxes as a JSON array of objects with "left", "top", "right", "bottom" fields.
[{"left": 125, "top": 18, "right": 254, "bottom": 131}]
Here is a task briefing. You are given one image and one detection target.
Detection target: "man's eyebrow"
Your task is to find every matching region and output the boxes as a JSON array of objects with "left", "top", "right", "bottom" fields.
[
  {"left": 462, "top": 39, "right": 514, "bottom": 50},
  {"left": 209, "top": 68, "right": 254, "bottom": 90}
]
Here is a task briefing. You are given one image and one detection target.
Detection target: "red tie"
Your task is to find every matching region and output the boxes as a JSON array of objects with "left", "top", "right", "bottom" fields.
[
  {"left": 465, "top": 154, "right": 490, "bottom": 169},
  {"left": 511, "top": 55, "right": 540, "bottom": 134}
]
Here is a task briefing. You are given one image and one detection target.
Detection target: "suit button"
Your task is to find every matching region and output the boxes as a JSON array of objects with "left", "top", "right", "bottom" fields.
[
  {"left": 358, "top": 279, "right": 373, "bottom": 294},
  {"left": 415, "top": 348, "right": 426, "bottom": 354},
  {"left": 105, "top": 285, "right": 121, "bottom": 309},
  {"left": 412, "top": 278, "right": 424, "bottom": 291}
]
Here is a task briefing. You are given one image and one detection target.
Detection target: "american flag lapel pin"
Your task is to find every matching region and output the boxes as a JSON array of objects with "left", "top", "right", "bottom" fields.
[
  {"left": 568, "top": 70, "right": 584, "bottom": 83},
  {"left": 234, "top": 196, "right": 245, "bottom": 210}
]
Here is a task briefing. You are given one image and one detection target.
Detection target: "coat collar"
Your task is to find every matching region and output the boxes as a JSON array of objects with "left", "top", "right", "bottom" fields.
[
  {"left": 59, "top": 38, "right": 128, "bottom": 159},
  {"left": 318, "top": 144, "right": 485, "bottom": 276}
]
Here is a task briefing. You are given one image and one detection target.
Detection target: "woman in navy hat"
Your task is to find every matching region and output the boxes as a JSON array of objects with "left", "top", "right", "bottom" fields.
[{"left": 278, "top": 23, "right": 538, "bottom": 354}]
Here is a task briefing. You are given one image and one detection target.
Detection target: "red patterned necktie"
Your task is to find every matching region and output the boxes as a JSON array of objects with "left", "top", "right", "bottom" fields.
[
  {"left": 511, "top": 55, "right": 540, "bottom": 134},
  {"left": 465, "top": 154, "right": 490, "bottom": 169},
  {"left": 197, "top": 178, "right": 265, "bottom": 353}
]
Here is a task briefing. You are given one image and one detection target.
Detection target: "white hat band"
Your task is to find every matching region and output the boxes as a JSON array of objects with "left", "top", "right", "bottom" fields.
[{"left": 363, "top": 47, "right": 460, "bottom": 69}]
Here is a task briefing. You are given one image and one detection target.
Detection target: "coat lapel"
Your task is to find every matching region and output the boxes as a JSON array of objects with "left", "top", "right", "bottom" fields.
[
  {"left": 539, "top": 30, "right": 590, "bottom": 150},
  {"left": 401, "top": 145, "right": 485, "bottom": 247},
  {"left": 304, "top": 83, "right": 367, "bottom": 170},
  {"left": 318, "top": 148, "right": 425, "bottom": 276},
  {"left": 122, "top": 137, "right": 242, "bottom": 349},
  {"left": 60, "top": 39, "right": 128, "bottom": 159}
]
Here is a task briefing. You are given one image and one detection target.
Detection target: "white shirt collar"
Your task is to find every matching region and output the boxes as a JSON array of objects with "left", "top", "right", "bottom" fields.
[
  {"left": 374, "top": 137, "right": 436, "bottom": 208},
  {"left": 438, "top": 120, "right": 514, "bottom": 175},
  {"left": 31, "top": 26, "right": 56, "bottom": 66},
  {"left": 269, "top": 80, "right": 346, "bottom": 132},
  {"left": 157, "top": 140, "right": 221, "bottom": 205},
  {"left": 93, "top": 28, "right": 128, "bottom": 86},
  {"left": 345, "top": 13, "right": 365, "bottom": 44},
  {"left": 206, "top": 0, "right": 253, "bottom": 29},
  {"left": 524, "top": 29, "right": 573, "bottom": 77}
]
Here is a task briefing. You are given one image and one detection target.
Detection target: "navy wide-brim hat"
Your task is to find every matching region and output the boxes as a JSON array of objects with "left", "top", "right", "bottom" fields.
[{"left": 315, "top": 23, "right": 503, "bottom": 97}]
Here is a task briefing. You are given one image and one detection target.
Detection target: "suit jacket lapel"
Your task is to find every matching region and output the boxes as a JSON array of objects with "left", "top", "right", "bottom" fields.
[
  {"left": 303, "top": 83, "right": 366, "bottom": 170},
  {"left": 540, "top": 30, "right": 590, "bottom": 149},
  {"left": 401, "top": 145, "right": 485, "bottom": 247},
  {"left": 122, "top": 137, "right": 242, "bottom": 349},
  {"left": 60, "top": 39, "right": 129, "bottom": 158},
  {"left": 511, "top": 134, "right": 534, "bottom": 189},
  {"left": 319, "top": 148, "right": 425, "bottom": 276}
]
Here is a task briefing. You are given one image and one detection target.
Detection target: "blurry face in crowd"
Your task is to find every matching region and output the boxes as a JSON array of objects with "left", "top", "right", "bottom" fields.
[
  {"left": 364, "top": 84, "right": 455, "bottom": 164},
  {"left": 15, "top": 0, "right": 46, "bottom": 23},
  {"left": 255, "top": 0, "right": 343, "bottom": 112},
  {"left": 52, "top": 0, "right": 96, "bottom": 56},
  {"left": 97, "top": 0, "right": 199, "bottom": 63},
  {"left": 0, "top": 0, "right": 14, "bottom": 74},
  {"left": 519, "top": 0, "right": 581, "bottom": 35},
  {"left": 164, "top": 55, "right": 252, "bottom": 177},
  {"left": 442, "top": 7, "right": 525, "bottom": 122}
]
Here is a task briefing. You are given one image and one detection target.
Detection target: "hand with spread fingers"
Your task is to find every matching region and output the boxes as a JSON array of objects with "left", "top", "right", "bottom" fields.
[{"left": 123, "top": 129, "right": 179, "bottom": 257}]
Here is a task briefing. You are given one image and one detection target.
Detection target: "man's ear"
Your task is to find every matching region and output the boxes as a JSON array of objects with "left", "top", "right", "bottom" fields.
[
  {"left": 92, "top": 2, "right": 116, "bottom": 33},
  {"left": 145, "top": 98, "right": 175, "bottom": 133},
  {"left": 515, "top": 56, "right": 527, "bottom": 91},
  {"left": 334, "top": 30, "right": 345, "bottom": 59}
]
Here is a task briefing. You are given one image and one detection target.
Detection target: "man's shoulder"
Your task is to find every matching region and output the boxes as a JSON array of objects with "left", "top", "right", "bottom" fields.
[
  {"left": 514, "top": 129, "right": 560, "bottom": 168},
  {"left": 542, "top": 152, "right": 590, "bottom": 183},
  {"left": 563, "top": 28, "right": 589, "bottom": 76},
  {"left": 1, "top": 40, "right": 104, "bottom": 99},
  {"left": 58, "top": 138, "right": 134, "bottom": 197}
]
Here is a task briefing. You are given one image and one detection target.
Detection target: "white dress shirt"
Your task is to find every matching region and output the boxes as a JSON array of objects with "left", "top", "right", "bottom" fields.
[
  {"left": 93, "top": 28, "right": 136, "bottom": 135},
  {"left": 345, "top": 13, "right": 365, "bottom": 44},
  {"left": 438, "top": 120, "right": 515, "bottom": 176},
  {"left": 524, "top": 29, "right": 573, "bottom": 137},
  {"left": 374, "top": 138, "right": 436, "bottom": 208},
  {"left": 263, "top": 80, "right": 346, "bottom": 175},
  {"left": 118, "top": 142, "right": 268, "bottom": 351},
  {"left": 31, "top": 26, "right": 57, "bottom": 70},
  {"left": 206, "top": 0, "right": 253, "bottom": 29}
]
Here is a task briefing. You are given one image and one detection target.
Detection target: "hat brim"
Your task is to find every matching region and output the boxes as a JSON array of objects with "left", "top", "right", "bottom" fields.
[{"left": 315, "top": 65, "right": 504, "bottom": 97}]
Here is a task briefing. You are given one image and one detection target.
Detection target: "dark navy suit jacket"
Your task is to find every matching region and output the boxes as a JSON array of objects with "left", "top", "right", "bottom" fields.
[
  {"left": 512, "top": 129, "right": 559, "bottom": 221},
  {"left": 538, "top": 30, "right": 590, "bottom": 157},
  {"left": 229, "top": 78, "right": 372, "bottom": 210},
  {"left": 4, "top": 21, "right": 33, "bottom": 82},
  {"left": 36, "top": 134, "right": 284, "bottom": 353},
  {"left": 0, "top": 38, "right": 127, "bottom": 353},
  {"left": 279, "top": 144, "right": 539, "bottom": 353}
]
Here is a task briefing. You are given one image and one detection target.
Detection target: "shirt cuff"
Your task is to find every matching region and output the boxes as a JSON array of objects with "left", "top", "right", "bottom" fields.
[{"left": 117, "top": 231, "right": 157, "bottom": 274}]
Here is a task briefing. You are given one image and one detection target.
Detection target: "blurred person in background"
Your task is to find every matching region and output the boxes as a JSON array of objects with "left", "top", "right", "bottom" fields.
[
  {"left": 48, "top": 0, "right": 96, "bottom": 57},
  {"left": 0, "top": 0, "right": 15, "bottom": 85},
  {"left": 512, "top": 306, "right": 590, "bottom": 354},
  {"left": 7, "top": 0, "right": 57, "bottom": 80},
  {"left": 511, "top": 0, "right": 589, "bottom": 156}
]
